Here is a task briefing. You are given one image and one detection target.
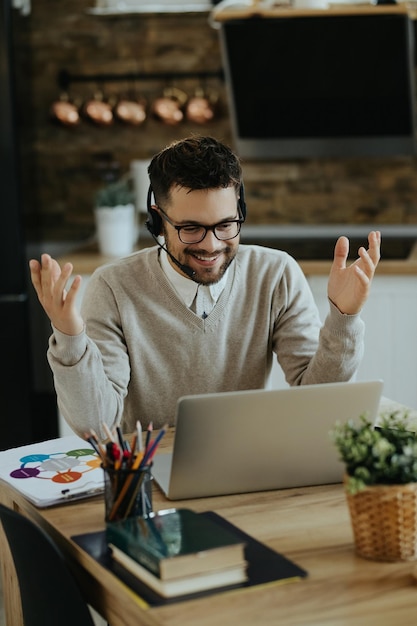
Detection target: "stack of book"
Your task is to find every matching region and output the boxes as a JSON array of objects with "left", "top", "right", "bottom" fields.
[{"left": 106, "top": 508, "right": 248, "bottom": 598}]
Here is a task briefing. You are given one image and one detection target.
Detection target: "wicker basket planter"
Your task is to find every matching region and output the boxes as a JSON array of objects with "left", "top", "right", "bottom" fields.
[{"left": 345, "top": 478, "right": 417, "bottom": 562}]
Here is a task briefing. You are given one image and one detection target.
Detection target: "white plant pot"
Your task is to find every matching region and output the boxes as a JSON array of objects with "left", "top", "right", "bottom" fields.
[{"left": 94, "top": 204, "right": 137, "bottom": 257}]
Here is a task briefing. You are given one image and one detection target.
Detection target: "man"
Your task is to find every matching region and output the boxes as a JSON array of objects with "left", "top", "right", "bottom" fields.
[{"left": 29, "top": 136, "right": 381, "bottom": 439}]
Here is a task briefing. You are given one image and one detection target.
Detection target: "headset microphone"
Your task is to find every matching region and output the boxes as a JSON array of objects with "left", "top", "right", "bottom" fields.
[{"left": 147, "top": 227, "right": 196, "bottom": 278}]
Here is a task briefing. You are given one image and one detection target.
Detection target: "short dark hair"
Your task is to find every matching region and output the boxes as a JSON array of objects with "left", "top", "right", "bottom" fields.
[{"left": 148, "top": 135, "right": 242, "bottom": 208}]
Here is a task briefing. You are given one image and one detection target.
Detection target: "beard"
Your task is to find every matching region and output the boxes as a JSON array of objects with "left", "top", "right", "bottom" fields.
[
  {"left": 163, "top": 231, "right": 238, "bottom": 285},
  {"left": 187, "top": 249, "right": 236, "bottom": 285}
]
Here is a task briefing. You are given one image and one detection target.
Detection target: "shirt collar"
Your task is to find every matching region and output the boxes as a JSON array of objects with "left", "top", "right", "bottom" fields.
[{"left": 159, "top": 247, "right": 229, "bottom": 308}]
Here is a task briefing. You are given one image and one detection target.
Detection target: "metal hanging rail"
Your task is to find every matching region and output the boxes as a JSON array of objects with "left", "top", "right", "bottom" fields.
[{"left": 58, "top": 68, "right": 224, "bottom": 90}]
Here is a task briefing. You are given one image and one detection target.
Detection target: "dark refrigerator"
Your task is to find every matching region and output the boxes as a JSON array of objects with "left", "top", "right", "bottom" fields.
[{"left": 0, "top": 0, "right": 34, "bottom": 450}]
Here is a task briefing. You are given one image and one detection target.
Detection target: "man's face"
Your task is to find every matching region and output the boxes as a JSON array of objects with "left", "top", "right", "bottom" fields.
[{"left": 159, "top": 185, "right": 241, "bottom": 285}]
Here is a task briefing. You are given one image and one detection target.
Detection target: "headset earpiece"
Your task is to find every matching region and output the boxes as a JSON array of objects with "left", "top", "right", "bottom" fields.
[
  {"left": 238, "top": 182, "right": 247, "bottom": 221},
  {"left": 145, "top": 185, "right": 163, "bottom": 237}
]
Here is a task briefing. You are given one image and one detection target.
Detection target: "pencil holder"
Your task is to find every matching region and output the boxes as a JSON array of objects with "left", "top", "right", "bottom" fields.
[{"left": 103, "top": 464, "right": 153, "bottom": 522}]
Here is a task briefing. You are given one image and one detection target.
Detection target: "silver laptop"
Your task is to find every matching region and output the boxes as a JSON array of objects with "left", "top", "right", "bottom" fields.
[{"left": 152, "top": 380, "right": 384, "bottom": 500}]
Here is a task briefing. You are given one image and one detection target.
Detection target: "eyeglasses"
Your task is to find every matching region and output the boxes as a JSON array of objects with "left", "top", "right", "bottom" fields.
[{"left": 157, "top": 206, "right": 244, "bottom": 244}]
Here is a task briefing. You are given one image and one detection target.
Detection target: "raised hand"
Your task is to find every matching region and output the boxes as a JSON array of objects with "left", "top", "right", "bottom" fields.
[
  {"left": 327, "top": 230, "right": 381, "bottom": 315},
  {"left": 29, "top": 253, "right": 84, "bottom": 335}
]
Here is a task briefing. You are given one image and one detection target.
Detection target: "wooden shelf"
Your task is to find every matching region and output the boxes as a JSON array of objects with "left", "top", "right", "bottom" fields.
[{"left": 212, "top": 2, "right": 410, "bottom": 22}]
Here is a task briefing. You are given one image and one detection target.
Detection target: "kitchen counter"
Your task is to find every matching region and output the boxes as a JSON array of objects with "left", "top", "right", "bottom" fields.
[{"left": 56, "top": 232, "right": 417, "bottom": 277}]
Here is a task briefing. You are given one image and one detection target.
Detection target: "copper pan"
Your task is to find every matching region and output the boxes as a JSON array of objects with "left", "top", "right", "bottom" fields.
[
  {"left": 50, "top": 92, "right": 80, "bottom": 127},
  {"left": 83, "top": 91, "right": 114, "bottom": 126},
  {"left": 185, "top": 87, "right": 218, "bottom": 125},
  {"left": 114, "top": 97, "right": 147, "bottom": 125},
  {"left": 151, "top": 87, "right": 187, "bottom": 126}
]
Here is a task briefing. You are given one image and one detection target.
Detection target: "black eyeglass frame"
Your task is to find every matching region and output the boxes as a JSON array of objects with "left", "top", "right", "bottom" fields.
[{"left": 156, "top": 206, "right": 245, "bottom": 244}]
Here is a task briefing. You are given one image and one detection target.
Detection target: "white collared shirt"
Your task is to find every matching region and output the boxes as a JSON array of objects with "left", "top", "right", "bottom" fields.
[{"left": 159, "top": 248, "right": 229, "bottom": 317}]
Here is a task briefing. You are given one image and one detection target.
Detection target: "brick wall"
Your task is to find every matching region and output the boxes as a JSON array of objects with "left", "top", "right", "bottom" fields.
[{"left": 11, "top": 0, "right": 417, "bottom": 242}]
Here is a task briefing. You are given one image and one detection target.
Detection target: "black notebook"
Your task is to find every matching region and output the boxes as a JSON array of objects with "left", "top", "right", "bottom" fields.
[{"left": 72, "top": 510, "right": 308, "bottom": 607}]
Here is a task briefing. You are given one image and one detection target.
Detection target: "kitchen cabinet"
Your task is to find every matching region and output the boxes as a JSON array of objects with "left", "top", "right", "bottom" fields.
[{"left": 269, "top": 275, "right": 417, "bottom": 410}]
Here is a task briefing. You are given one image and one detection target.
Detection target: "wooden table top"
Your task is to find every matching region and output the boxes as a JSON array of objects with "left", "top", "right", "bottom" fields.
[{"left": 2, "top": 420, "right": 417, "bottom": 626}]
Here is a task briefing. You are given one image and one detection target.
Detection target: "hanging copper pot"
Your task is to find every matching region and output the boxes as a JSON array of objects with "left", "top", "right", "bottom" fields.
[
  {"left": 83, "top": 91, "right": 114, "bottom": 126},
  {"left": 114, "top": 97, "right": 147, "bottom": 126},
  {"left": 151, "top": 87, "right": 187, "bottom": 126},
  {"left": 50, "top": 92, "right": 80, "bottom": 127},
  {"left": 185, "top": 87, "right": 218, "bottom": 125}
]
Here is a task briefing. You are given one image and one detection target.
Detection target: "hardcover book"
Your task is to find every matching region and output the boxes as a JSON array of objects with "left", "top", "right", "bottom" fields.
[
  {"left": 109, "top": 543, "right": 247, "bottom": 598},
  {"left": 106, "top": 508, "right": 247, "bottom": 580}
]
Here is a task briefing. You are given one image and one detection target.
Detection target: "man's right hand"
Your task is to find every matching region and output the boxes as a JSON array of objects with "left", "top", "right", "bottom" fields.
[{"left": 29, "top": 254, "right": 84, "bottom": 336}]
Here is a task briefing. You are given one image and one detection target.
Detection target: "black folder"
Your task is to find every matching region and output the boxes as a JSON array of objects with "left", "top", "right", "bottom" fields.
[{"left": 72, "top": 510, "right": 308, "bottom": 607}]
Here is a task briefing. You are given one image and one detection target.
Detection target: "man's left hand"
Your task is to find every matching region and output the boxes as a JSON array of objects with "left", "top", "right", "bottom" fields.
[{"left": 327, "top": 230, "right": 381, "bottom": 315}]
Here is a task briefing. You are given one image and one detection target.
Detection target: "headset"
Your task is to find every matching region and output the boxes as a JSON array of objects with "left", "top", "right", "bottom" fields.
[{"left": 145, "top": 182, "right": 247, "bottom": 238}]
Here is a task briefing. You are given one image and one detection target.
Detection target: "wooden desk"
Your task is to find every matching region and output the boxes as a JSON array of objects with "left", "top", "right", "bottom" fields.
[{"left": 2, "top": 427, "right": 417, "bottom": 626}]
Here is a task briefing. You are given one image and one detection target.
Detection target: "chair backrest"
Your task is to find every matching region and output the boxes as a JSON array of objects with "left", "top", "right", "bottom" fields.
[{"left": 0, "top": 503, "right": 95, "bottom": 626}]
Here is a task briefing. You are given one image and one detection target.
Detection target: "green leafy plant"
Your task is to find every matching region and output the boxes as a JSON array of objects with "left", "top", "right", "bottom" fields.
[
  {"left": 330, "top": 411, "right": 417, "bottom": 495},
  {"left": 95, "top": 178, "right": 135, "bottom": 208}
]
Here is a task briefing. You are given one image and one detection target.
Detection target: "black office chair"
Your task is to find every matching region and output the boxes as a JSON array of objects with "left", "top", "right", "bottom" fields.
[{"left": 0, "top": 503, "right": 95, "bottom": 626}]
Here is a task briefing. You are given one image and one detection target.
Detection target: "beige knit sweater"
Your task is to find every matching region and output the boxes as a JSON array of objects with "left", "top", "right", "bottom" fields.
[{"left": 47, "top": 245, "right": 364, "bottom": 438}]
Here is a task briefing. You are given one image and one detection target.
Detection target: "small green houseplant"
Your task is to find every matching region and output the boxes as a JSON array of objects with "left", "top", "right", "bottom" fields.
[
  {"left": 331, "top": 410, "right": 417, "bottom": 495},
  {"left": 95, "top": 178, "right": 135, "bottom": 208},
  {"left": 331, "top": 411, "right": 417, "bottom": 562}
]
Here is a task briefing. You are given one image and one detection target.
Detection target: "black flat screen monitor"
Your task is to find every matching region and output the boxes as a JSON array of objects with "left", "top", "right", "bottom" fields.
[{"left": 220, "top": 13, "right": 417, "bottom": 159}]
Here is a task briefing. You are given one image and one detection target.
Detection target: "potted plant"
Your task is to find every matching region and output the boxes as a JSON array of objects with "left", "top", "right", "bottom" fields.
[
  {"left": 94, "top": 177, "right": 137, "bottom": 257},
  {"left": 331, "top": 411, "right": 417, "bottom": 562},
  {"left": 95, "top": 177, "right": 135, "bottom": 208}
]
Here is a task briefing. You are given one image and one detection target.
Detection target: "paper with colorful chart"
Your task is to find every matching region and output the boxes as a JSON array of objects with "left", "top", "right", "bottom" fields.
[{"left": 0, "top": 435, "right": 104, "bottom": 507}]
